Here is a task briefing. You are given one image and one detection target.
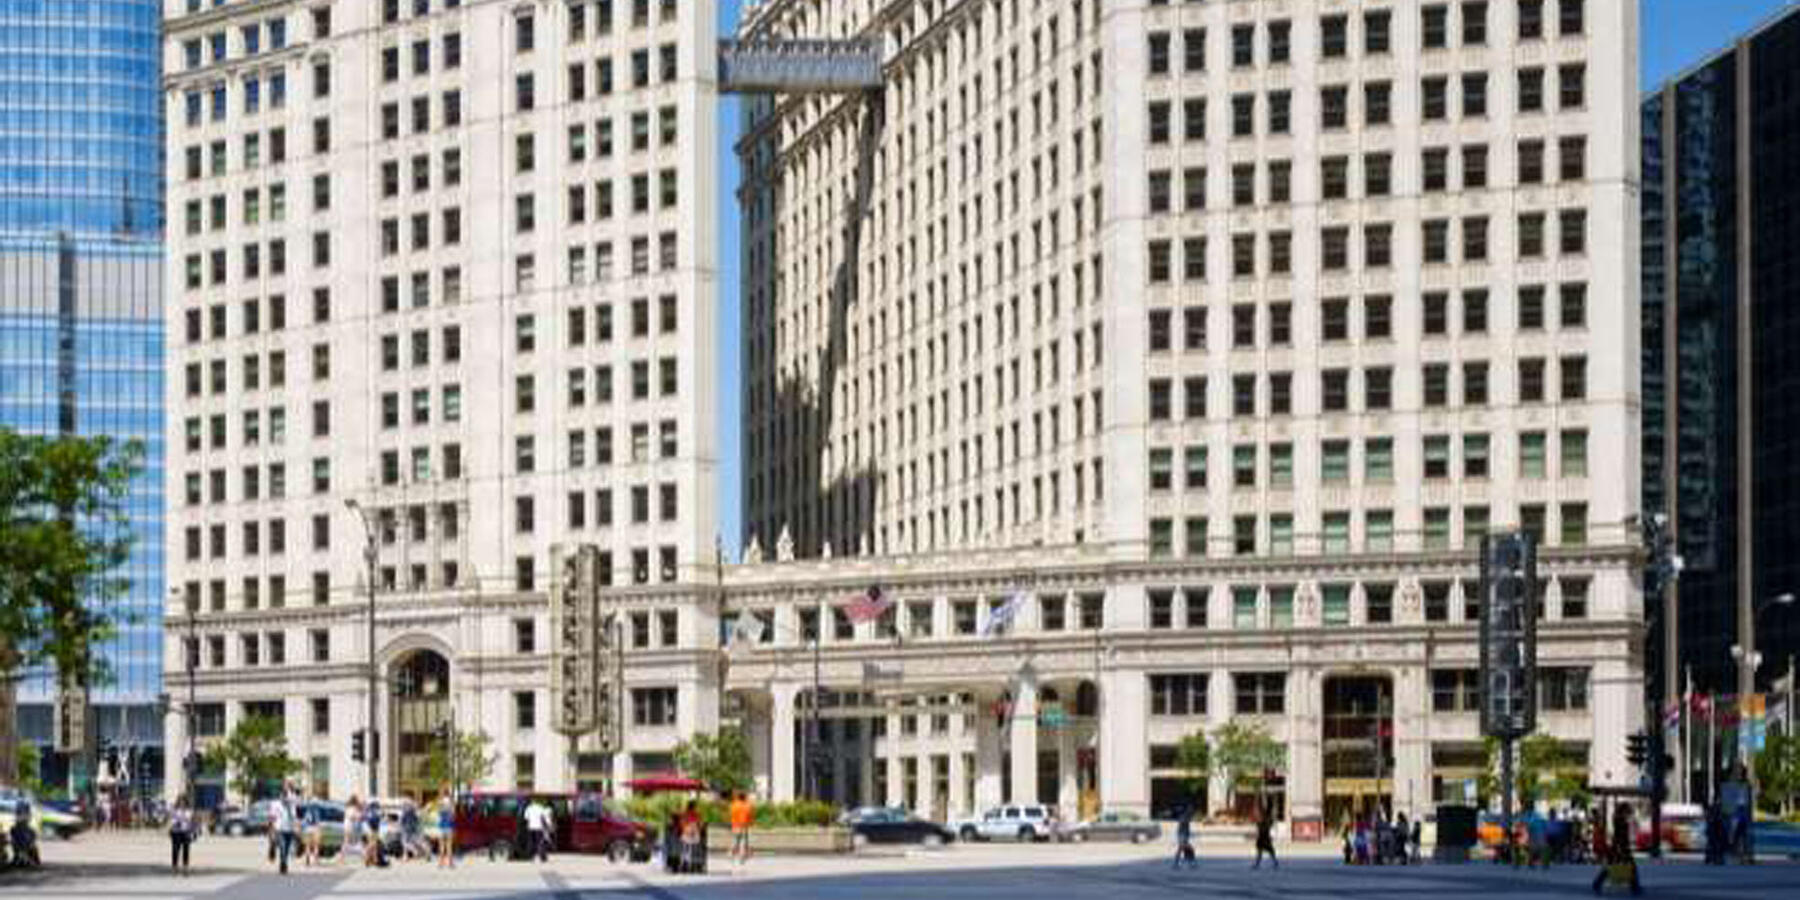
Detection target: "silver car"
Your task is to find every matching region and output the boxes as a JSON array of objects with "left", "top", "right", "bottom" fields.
[{"left": 1067, "top": 810, "right": 1162, "bottom": 844}]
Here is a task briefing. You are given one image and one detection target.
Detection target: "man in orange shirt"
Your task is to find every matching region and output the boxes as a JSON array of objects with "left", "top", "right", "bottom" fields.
[{"left": 728, "top": 792, "right": 755, "bottom": 870}]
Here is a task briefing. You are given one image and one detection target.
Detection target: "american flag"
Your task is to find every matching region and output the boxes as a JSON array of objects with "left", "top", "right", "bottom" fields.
[{"left": 842, "top": 585, "right": 891, "bottom": 624}]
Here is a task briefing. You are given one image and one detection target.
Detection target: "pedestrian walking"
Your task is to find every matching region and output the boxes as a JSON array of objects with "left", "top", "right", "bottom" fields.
[
  {"left": 1353, "top": 816, "right": 1371, "bottom": 865},
  {"left": 401, "top": 803, "right": 422, "bottom": 860},
  {"left": 435, "top": 793, "right": 456, "bottom": 869},
  {"left": 302, "top": 798, "right": 322, "bottom": 867},
  {"left": 679, "top": 800, "right": 704, "bottom": 873},
  {"left": 729, "top": 791, "right": 755, "bottom": 870},
  {"left": 271, "top": 793, "right": 297, "bottom": 875},
  {"left": 363, "top": 801, "right": 383, "bottom": 868},
  {"left": 1393, "top": 813, "right": 1411, "bottom": 866},
  {"left": 1252, "top": 802, "right": 1279, "bottom": 870},
  {"left": 343, "top": 796, "right": 363, "bottom": 867},
  {"left": 1171, "top": 807, "right": 1197, "bottom": 870},
  {"left": 524, "top": 797, "right": 553, "bottom": 863},
  {"left": 1409, "top": 816, "right": 1424, "bottom": 865},
  {"left": 1526, "top": 809, "right": 1550, "bottom": 869},
  {"left": 1591, "top": 801, "right": 1642, "bottom": 896},
  {"left": 168, "top": 803, "right": 195, "bottom": 875}
]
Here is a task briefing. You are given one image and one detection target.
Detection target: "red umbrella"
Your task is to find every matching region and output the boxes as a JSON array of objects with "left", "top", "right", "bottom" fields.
[{"left": 625, "top": 776, "right": 707, "bottom": 794}]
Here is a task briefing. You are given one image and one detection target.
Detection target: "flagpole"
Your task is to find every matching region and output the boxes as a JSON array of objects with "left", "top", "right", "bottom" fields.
[
  {"left": 1707, "top": 691, "right": 1717, "bottom": 803},
  {"left": 1683, "top": 667, "right": 1693, "bottom": 803}
]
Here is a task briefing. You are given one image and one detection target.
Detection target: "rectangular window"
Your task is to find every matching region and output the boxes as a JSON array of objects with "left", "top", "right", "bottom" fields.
[{"left": 1234, "top": 672, "right": 1286, "bottom": 715}]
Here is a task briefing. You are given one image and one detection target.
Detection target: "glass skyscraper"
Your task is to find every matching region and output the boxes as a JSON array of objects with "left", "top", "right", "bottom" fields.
[
  {"left": 0, "top": 0, "right": 165, "bottom": 793},
  {"left": 1642, "top": 5, "right": 1800, "bottom": 709}
]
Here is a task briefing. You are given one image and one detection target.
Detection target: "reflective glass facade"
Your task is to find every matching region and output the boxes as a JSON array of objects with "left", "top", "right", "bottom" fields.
[
  {"left": 1642, "top": 7, "right": 1800, "bottom": 694},
  {"left": 0, "top": 0, "right": 162, "bottom": 238},
  {"left": 0, "top": 0, "right": 165, "bottom": 779}
]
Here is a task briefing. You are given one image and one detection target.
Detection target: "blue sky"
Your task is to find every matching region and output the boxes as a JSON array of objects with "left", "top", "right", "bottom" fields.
[{"left": 709, "top": 0, "right": 1800, "bottom": 556}]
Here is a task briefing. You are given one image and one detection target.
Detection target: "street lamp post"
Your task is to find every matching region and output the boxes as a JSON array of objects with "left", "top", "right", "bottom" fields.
[
  {"left": 1736, "top": 591, "right": 1795, "bottom": 861},
  {"left": 345, "top": 499, "right": 381, "bottom": 799}
]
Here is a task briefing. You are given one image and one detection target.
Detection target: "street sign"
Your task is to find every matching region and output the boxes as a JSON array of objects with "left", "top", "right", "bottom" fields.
[{"left": 1478, "top": 532, "right": 1538, "bottom": 740}]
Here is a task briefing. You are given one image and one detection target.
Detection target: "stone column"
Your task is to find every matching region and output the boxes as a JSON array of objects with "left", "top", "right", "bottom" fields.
[
  {"left": 1056, "top": 724, "right": 1078, "bottom": 816},
  {"left": 1009, "top": 679, "right": 1039, "bottom": 804},
  {"left": 974, "top": 695, "right": 1003, "bottom": 810},
  {"left": 859, "top": 731, "right": 876, "bottom": 808},
  {"left": 747, "top": 696, "right": 771, "bottom": 799},
  {"left": 164, "top": 705, "right": 188, "bottom": 805},
  {"left": 1392, "top": 665, "right": 1433, "bottom": 821},
  {"left": 1287, "top": 666, "right": 1324, "bottom": 821},
  {"left": 948, "top": 737, "right": 969, "bottom": 817},
  {"left": 770, "top": 683, "right": 797, "bottom": 802},
  {"left": 1208, "top": 669, "right": 1235, "bottom": 815},
  {"left": 611, "top": 751, "right": 634, "bottom": 801},
  {"left": 1099, "top": 668, "right": 1149, "bottom": 815},
  {"left": 885, "top": 752, "right": 904, "bottom": 807}
]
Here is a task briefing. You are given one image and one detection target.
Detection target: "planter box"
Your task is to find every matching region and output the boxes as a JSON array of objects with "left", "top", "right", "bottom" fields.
[{"left": 705, "top": 825, "right": 853, "bottom": 855}]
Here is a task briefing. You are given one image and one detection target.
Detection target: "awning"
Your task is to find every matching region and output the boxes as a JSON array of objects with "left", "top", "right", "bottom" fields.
[{"left": 624, "top": 776, "right": 707, "bottom": 794}]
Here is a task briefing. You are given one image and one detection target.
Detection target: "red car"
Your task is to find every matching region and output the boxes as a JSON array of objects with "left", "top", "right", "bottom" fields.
[{"left": 454, "top": 791, "right": 651, "bottom": 862}]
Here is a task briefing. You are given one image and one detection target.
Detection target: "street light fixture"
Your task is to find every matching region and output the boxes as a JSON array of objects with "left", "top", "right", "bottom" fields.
[
  {"left": 1736, "top": 591, "right": 1797, "bottom": 863},
  {"left": 345, "top": 498, "right": 381, "bottom": 798}
]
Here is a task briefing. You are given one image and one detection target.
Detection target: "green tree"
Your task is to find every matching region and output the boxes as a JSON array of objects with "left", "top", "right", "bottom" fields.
[
  {"left": 0, "top": 430, "right": 142, "bottom": 784},
  {"left": 204, "top": 714, "right": 302, "bottom": 801},
  {"left": 15, "top": 743, "right": 44, "bottom": 795},
  {"left": 1755, "top": 733, "right": 1800, "bottom": 815},
  {"left": 1480, "top": 733, "right": 1588, "bottom": 811},
  {"left": 1211, "top": 721, "right": 1286, "bottom": 811},
  {"left": 673, "top": 729, "right": 753, "bottom": 795},
  {"left": 423, "top": 730, "right": 498, "bottom": 798},
  {"left": 1174, "top": 730, "right": 1211, "bottom": 802}
]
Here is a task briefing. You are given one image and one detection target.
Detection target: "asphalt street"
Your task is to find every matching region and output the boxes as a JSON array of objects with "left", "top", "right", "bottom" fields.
[{"left": 4, "top": 832, "right": 1798, "bottom": 900}]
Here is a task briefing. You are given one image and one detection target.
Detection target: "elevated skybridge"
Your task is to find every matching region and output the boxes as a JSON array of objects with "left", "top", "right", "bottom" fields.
[{"left": 718, "top": 37, "right": 884, "bottom": 94}]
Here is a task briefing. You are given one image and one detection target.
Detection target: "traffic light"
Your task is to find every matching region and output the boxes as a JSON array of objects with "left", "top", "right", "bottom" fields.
[
  {"left": 1626, "top": 730, "right": 1649, "bottom": 768},
  {"left": 351, "top": 729, "right": 366, "bottom": 763}
]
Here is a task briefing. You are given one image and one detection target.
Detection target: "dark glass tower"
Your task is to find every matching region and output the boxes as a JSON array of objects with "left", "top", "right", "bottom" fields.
[
  {"left": 1642, "top": 7, "right": 1800, "bottom": 704},
  {"left": 0, "top": 0, "right": 165, "bottom": 795}
]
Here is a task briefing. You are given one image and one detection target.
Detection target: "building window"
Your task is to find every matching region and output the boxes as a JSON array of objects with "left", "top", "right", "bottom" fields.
[
  {"left": 1432, "top": 669, "right": 1480, "bottom": 712},
  {"left": 632, "top": 687, "right": 678, "bottom": 726},
  {"left": 1150, "top": 673, "right": 1209, "bottom": 717},
  {"left": 514, "top": 691, "right": 537, "bottom": 730},
  {"left": 1234, "top": 673, "right": 1286, "bottom": 715},
  {"left": 1539, "top": 668, "right": 1590, "bottom": 711}
]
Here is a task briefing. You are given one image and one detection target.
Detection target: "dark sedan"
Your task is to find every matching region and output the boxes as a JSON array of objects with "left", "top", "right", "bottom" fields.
[{"left": 847, "top": 808, "right": 954, "bottom": 847}]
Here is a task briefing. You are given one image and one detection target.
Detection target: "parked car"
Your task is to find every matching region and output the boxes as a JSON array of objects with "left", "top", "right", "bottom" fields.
[
  {"left": 297, "top": 801, "right": 347, "bottom": 856},
  {"left": 453, "top": 791, "right": 651, "bottom": 862},
  {"left": 951, "top": 805, "right": 1062, "bottom": 843},
  {"left": 215, "top": 800, "right": 277, "bottom": 837},
  {"left": 845, "top": 808, "right": 954, "bottom": 847},
  {"left": 838, "top": 805, "right": 908, "bottom": 827},
  {"left": 1067, "top": 810, "right": 1161, "bottom": 844}
]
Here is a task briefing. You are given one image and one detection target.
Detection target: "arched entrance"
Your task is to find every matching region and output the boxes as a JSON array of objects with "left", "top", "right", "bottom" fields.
[
  {"left": 391, "top": 649, "right": 451, "bottom": 801},
  {"left": 1323, "top": 675, "right": 1394, "bottom": 827}
]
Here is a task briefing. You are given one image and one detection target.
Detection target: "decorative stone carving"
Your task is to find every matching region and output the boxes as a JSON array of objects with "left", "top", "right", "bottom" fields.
[
  {"left": 1296, "top": 582, "right": 1320, "bottom": 626},
  {"left": 743, "top": 535, "right": 763, "bottom": 565},
  {"left": 1398, "top": 578, "right": 1423, "bottom": 620},
  {"left": 776, "top": 525, "right": 795, "bottom": 562}
]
